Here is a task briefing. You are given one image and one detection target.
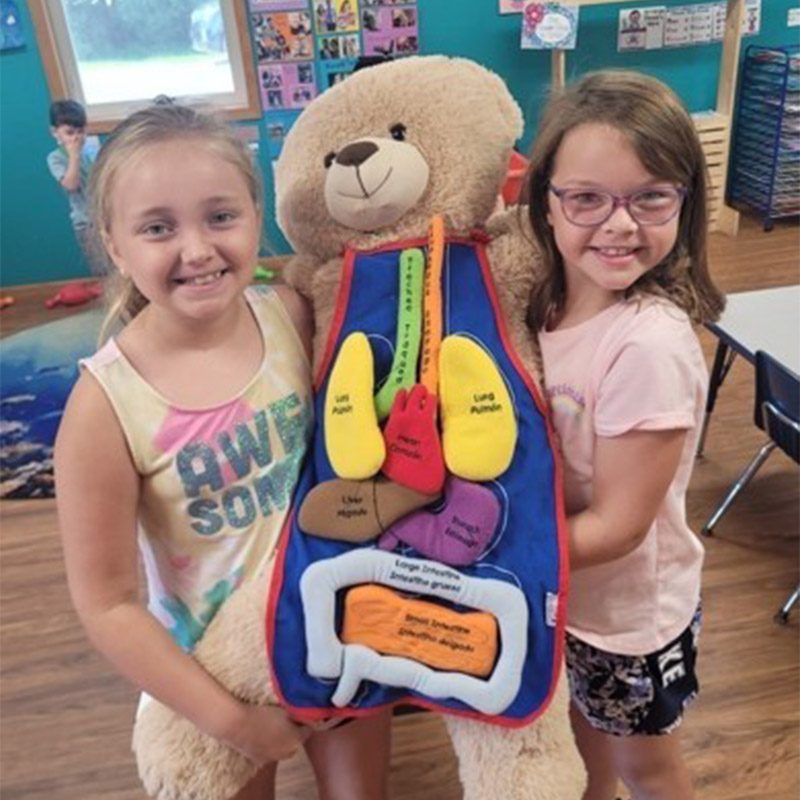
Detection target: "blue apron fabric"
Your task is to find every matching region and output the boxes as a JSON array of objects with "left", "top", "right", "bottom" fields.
[{"left": 268, "top": 235, "right": 567, "bottom": 726}]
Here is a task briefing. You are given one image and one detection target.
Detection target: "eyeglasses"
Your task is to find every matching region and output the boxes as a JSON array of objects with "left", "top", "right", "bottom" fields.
[{"left": 548, "top": 184, "right": 688, "bottom": 227}]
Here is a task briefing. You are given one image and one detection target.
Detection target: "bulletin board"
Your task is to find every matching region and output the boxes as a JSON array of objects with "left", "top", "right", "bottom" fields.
[{"left": 248, "top": 0, "right": 420, "bottom": 159}]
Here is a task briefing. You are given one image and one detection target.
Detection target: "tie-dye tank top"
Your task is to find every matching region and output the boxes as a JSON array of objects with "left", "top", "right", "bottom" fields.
[{"left": 81, "top": 286, "right": 313, "bottom": 652}]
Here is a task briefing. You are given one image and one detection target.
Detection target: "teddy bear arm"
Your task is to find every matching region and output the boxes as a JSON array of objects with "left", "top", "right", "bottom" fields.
[
  {"left": 132, "top": 569, "right": 276, "bottom": 800},
  {"left": 282, "top": 252, "right": 323, "bottom": 301},
  {"left": 308, "top": 257, "right": 345, "bottom": 375},
  {"left": 487, "top": 228, "right": 547, "bottom": 392}
]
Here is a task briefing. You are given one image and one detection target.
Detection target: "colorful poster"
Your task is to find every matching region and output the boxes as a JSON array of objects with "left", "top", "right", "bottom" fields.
[
  {"left": 521, "top": 2, "right": 578, "bottom": 50},
  {"left": 319, "top": 33, "right": 362, "bottom": 59},
  {"left": 317, "top": 57, "right": 358, "bottom": 88},
  {"left": 259, "top": 62, "right": 317, "bottom": 110},
  {"left": 499, "top": 0, "right": 525, "bottom": 13},
  {"left": 742, "top": 0, "right": 760, "bottom": 37},
  {"left": 312, "top": 0, "right": 360, "bottom": 34},
  {"left": 265, "top": 109, "right": 302, "bottom": 158},
  {"left": 253, "top": 10, "right": 314, "bottom": 62},
  {"left": 250, "top": 0, "right": 310, "bottom": 10},
  {"left": 362, "top": 4, "right": 418, "bottom": 57},
  {"left": 0, "top": 0, "right": 24, "bottom": 51}
]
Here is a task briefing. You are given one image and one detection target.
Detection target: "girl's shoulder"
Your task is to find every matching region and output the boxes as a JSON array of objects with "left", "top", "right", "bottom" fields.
[
  {"left": 58, "top": 364, "right": 127, "bottom": 449},
  {"left": 614, "top": 295, "right": 697, "bottom": 347},
  {"left": 599, "top": 295, "right": 704, "bottom": 380},
  {"left": 80, "top": 335, "right": 124, "bottom": 374},
  {"left": 626, "top": 293, "right": 691, "bottom": 324},
  {"left": 246, "top": 282, "right": 296, "bottom": 322},
  {"left": 584, "top": 295, "right": 701, "bottom": 379},
  {"left": 251, "top": 283, "right": 312, "bottom": 362}
]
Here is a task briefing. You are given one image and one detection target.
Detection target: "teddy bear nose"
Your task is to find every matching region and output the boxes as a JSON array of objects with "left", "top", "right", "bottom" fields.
[{"left": 336, "top": 141, "right": 378, "bottom": 167}]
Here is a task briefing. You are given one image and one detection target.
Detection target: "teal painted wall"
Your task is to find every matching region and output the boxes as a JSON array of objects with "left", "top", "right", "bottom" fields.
[{"left": 1, "top": 0, "right": 797, "bottom": 286}]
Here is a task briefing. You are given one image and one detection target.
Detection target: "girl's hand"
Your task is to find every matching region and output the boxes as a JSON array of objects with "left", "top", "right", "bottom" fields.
[{"left": 223, "top": 704, "right": 313, "bottom": 764}]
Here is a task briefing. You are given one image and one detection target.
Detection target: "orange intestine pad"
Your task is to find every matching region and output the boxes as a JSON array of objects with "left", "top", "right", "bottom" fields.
[{"left": 341, "top": 583, "right": 498, "bottom": 677}]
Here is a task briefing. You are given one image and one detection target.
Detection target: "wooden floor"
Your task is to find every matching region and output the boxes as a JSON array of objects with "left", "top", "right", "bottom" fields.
[{"left": 1, "top": 217, "right": 798, "bottom": 799}]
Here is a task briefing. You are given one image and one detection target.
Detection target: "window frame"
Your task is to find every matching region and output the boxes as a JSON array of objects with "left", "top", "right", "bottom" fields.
[{"left": 29, "top": 0, "right": 261, "bottom": 133}]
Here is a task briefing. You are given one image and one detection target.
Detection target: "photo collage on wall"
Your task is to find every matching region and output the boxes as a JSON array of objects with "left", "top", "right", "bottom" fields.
[{"left": 249, "top": 0, "right": 420, "bottom": 159}]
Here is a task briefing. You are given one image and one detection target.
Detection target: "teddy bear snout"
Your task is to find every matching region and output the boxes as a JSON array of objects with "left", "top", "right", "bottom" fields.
[
  {"left": 336, "top": 141, "right": 379, "bottom": 167},
  {"left": 323, "top": 136, "right": 430, "bottom": 232}
]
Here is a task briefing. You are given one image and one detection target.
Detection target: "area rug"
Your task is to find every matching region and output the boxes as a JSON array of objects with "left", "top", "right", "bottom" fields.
[{"left": 1, "top": 310, "right": 103, "bottom": 499}]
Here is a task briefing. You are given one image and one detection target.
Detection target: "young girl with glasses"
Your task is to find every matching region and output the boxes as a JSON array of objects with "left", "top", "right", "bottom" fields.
[{"left": 525, "top": 71, "right": 725, "bottom": 800}]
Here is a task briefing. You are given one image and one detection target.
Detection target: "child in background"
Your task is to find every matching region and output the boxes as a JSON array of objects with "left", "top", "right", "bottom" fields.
[
  {"left": 54, "top": 104, "right": 390, "bottom": 800},
  {"left": 525, "top": 71, "right": 725, "bottom": 800},
  {"left": 47, "top": 99, "right": 97, "bottom": 270}
]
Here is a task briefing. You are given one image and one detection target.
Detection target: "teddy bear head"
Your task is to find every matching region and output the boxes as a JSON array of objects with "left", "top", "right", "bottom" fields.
[{"left": 275, "top": 55, "right": 524, "bottom": 262}]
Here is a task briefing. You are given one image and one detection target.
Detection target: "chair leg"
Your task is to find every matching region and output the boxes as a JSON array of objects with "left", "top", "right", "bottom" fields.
[
  {"left": 702, "top": 440, "right": 777, "bottom": 536},
  {"left": 775, "top": 585, "right": 799, "bottom": 624}
]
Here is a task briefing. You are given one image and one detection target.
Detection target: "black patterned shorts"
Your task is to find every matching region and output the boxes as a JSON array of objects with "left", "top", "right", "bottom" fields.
[{"left": 565, "top": 604, "right": 701, "bottom": 736}]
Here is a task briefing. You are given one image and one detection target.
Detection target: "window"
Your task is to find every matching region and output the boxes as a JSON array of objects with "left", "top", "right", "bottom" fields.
[{"left": 29, "top": 0, "right": 261, "bottom": 132}]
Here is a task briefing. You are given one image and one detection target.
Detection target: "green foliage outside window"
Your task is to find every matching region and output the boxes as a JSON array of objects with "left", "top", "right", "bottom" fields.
[{"left": 64, "top": 0, "right": 199, "bottom": 60}]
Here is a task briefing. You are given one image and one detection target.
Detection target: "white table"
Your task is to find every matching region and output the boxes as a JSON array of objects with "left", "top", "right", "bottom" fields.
[{"left": 698, "top": 285, "right": 800, "bottom": 455}]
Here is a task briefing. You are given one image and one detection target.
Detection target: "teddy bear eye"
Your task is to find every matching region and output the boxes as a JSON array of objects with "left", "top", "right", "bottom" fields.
[
  {"left": 324, "top": 152, "right": 336, "bottom": 169},
  {"left": 390, "top": 123, "right": 406, "bottom": 141}
]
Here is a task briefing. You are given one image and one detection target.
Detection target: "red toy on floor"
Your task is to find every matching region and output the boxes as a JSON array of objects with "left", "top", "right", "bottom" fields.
[{"left": 44, "top": 281, "right": 102, "bottom": 309}]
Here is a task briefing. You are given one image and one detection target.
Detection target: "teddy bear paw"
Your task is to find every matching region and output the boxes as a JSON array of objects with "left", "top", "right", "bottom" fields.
[{"left": 133, "top": 698, "right": 259, "bottom": 800}]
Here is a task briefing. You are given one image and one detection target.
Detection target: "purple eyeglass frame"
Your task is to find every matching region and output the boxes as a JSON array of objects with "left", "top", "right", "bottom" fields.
[{"left": 548, "top": 183, "right": 689, "bottom": 227}]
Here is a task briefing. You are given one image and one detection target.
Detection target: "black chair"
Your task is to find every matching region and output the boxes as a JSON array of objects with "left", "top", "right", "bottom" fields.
[{"left": 702, "top": 351, "right": 800, "bottom": 622}]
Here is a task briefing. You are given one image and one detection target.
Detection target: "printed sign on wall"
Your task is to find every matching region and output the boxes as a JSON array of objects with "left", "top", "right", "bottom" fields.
[
  {"left": 619, "top": 1, "right": 761, "bottom": 53},
  {"left": 521, "top": 2, "right": 579, "bottom": 50}
]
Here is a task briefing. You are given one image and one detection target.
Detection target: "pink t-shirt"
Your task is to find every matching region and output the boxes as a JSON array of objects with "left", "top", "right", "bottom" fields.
[{"left": 539, "top": 296, "right": 707, "bottom": 655}]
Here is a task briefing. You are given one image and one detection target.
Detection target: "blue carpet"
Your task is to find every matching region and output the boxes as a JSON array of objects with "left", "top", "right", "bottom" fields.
[{"left": 1, "top": 310, "right": 103, "bottom": 498}]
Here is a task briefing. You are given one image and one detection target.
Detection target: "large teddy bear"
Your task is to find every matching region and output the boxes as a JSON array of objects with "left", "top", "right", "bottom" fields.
[{"left": 134, "top": 55, "right": 585, "bottom": 800}]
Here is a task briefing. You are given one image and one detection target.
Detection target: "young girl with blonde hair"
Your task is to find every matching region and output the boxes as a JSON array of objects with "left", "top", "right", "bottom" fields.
[
  {"left": 55, "top": 104, "right": 390, "bottom": 800},
  {"left": 525, "top": 71, "right": 724, "bottom": 800}
]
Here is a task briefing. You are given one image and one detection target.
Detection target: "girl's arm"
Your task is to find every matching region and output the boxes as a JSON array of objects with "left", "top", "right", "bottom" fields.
[
  {"left": 54, "top": 374, "right": 310, "bottom": 763},
  {"left": 568, "top": 428, "right": 687, "bottom": 570}
]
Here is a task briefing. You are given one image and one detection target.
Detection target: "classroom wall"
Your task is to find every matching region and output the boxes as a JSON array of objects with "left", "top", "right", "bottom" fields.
[{"left": 0, "top": 0, "right": 796, "bottom": 287}]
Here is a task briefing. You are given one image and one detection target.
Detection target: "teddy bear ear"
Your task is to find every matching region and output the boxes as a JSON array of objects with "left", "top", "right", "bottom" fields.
[{"left": 451, "top": 57, "right": 524, "bottom": 143}]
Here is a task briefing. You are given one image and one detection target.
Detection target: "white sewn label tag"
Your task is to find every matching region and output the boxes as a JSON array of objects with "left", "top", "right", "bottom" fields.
[{"left": 545, "top": 592, "right": 558, "bottom": 628}]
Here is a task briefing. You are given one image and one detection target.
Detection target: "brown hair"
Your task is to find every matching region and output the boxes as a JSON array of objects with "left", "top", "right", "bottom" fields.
[
  {"left": 89, "top": 104, "right": 264, "bottom": 342},
  {"left": 524, "top": 70, "right": 725, "bottom": 331}
]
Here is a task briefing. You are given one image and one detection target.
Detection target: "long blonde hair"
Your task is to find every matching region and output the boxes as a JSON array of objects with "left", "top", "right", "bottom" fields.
[
  {"left": 524, "top": 70, "right": 725, "bottom": 332},
  {"left": 89, "top": 104, "right": 263, "bottom": 343}
]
